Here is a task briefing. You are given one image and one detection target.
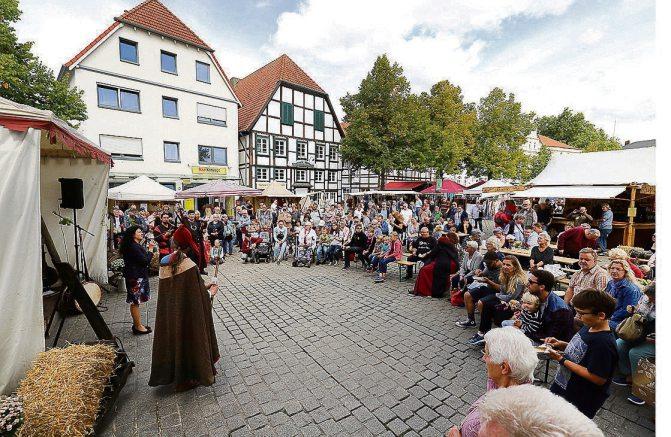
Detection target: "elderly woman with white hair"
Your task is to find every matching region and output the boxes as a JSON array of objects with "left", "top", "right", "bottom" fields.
[
  {"left": 447, "top": 327, "right": 539, "bottom": 436},
  {"left": 484, "top": 236, "right": 504, "bottom": 262},
  {"left": 529, "top": 231, "right": 554, "bottom": 271},
  {"left": 473, "top": 384, "right": 604, "bottom": 437},
  {"left": 608, "top": 248, "right": 644, "bottom": 278}
]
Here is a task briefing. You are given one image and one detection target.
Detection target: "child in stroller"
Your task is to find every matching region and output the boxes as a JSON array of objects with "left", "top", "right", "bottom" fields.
[{"left": 252, "top": 229, "right": 272, "bottom": 263}]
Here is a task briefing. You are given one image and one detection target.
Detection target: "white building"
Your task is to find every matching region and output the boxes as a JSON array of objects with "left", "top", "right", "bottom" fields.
[
  {"left": 235, "top": 55, "right": 344, "bottom": 202},
  {"left": 522, "top": 130, "right": 580, "bottom": 156},
  {"left": 59, "top": 0, "right": 240, "bottom": 191}
]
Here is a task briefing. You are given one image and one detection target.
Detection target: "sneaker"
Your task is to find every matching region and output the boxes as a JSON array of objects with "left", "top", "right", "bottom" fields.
[
  {"left": 374, "top": 276, "right": 385, "bottom": 283},
  {"left": 466, "top": 333, "right": 485, "bottom": 345},
  {"left": 612, "top": 377, "right": 630, "bottom": 387},
  {"left": 342, "top": 266, "right": 349, "bottom": 270},
  {"left": 456, "top": 319, "right": 476, "bottom": 328},
  {"left": 627, "top": 394, "right": 645, "bottom": 405}
]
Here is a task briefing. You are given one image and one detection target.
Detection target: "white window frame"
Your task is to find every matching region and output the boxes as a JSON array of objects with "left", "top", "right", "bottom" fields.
[
  {"left": 256, "top": 135, "right": 269, "bottom": 155},
  {"left": 256, "top": 167, "right": 269, "bottom": 181},
  {"left": 273, "top": 168, "right": 286, "bottom": 181},
  {"left": 296, "top": 169, "right": 308, "bottom": 182},
  {"left": 328, "top": 171, "right": 337, "bottom": 182},
  {"left": 315, "top": 170, "right": 324, "bottom": 182},
  {"left": 297, "top": 141, "right": 307, "bottom": 159},
  {"left": 274, "top": 138, "right": 287, "bottom": 156},
  {"left": 329, "top": 145, "right": 338, "bottom": 160},
  {"left": 316, "top": 143, "right": 325, "bottom": 160}
]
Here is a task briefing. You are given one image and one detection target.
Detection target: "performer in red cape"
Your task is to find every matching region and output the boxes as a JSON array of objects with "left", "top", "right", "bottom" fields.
[{"left": 413, "top": 233, "right": 460, "bottom": 298}]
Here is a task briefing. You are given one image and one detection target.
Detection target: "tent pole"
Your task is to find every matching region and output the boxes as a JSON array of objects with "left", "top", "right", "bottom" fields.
[{"left": 625, "top": 185, "right": 637, "bottom": 246}]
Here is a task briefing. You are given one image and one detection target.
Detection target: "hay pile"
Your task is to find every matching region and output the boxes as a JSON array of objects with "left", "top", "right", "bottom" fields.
[{"left": 17, "top": 343, "right": 116, "bottom": 437}]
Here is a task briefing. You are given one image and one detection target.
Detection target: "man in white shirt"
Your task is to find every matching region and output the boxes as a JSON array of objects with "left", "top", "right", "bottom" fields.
[
  {"left": 523, "top": 226, "right": 539, "bottom": 248},
  {"left": 400, "top": 202, "right": 413, "bottom": 226}
]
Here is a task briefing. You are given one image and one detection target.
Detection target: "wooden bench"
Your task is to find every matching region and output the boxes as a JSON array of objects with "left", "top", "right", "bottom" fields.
[{"left": 397, "top": 260, "right": 417, "bottom": 282}]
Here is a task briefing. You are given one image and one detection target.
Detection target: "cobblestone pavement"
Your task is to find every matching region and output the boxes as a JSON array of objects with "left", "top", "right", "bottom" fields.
[{"left": 58, "top": 256, "right": 655, "bottom": 436}]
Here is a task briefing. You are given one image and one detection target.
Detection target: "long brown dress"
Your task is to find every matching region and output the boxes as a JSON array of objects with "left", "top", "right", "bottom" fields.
[{"left": 149, "top": 256, "right": 219, "bottom": 388}]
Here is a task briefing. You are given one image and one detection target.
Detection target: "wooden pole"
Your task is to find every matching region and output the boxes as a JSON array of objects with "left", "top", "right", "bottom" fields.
[{"left": 625, "top": 185, "right": 638, "bottom": 246}]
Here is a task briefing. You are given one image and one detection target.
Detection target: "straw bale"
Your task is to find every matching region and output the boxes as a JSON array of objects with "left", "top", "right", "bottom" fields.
[{"left": 17, "top": 343, "right": 116, "bottom": 437}]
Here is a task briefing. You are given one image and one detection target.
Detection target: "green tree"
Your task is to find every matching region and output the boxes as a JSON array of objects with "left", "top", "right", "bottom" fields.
[
  {"left": 523, "top": 143, "right": 552, "bottom": 181},
  {"left": 340, "top": 54, "right": 430, "bottom": 188},
  {"left": 421, "top": 80, "right": 476, "bottom": 176},
  {"left": 535, "top": 107, "right": 620, "bottom": 151},
  {"left": 0, "top": 0, "right": 87, "bottom": 125},
  {"left": 467, "top": 87, "right": 534, "bottom": 179}
]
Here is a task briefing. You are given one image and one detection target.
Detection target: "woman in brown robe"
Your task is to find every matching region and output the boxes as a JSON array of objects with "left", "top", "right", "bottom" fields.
[{"left": 149, "top": 225, "right": 220, "bottom": 391}]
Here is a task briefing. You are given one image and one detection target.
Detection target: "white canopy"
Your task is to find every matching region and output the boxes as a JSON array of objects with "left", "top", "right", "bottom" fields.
[
  {"left": 260, "top": 180, "right": 303, "bottom": 198},
  {"left": 0, "top": 98, "right": 110, "bottom": 394},
  {"left": 511, "top": 185, "right": 626, "bottom": 199},
  {"left": 463, "top": 179, "right": 512, "bottom": 197},
  {"left": 109, "top": 175, "right": 176, "bottom": 201},
  {"left": 529, "top": 147, "right": 655, "bottom": 186},
  {"left": 348, "top": 190, "right": 418, "bottom": 196}
]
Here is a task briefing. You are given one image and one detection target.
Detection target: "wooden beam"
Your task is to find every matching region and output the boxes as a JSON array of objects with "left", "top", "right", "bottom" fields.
[{"left": 625, "top": 186, "right": 637, "bottom": 246}]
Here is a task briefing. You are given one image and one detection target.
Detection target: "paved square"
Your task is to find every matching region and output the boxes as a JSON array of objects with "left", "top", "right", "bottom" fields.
[{"left": 57, "top": 258, "right": 655, "bottom": 436}]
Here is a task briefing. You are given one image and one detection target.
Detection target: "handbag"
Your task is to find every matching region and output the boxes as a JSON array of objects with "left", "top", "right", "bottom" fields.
[{"left": 615, "top": 313, "right": 646, "bottom": 342}]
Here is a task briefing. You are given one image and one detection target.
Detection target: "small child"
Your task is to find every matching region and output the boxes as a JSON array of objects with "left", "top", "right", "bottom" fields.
[
  {"left": 210, "top": 239, "right": 224, "bottom": 265},
  {"left": 316, "top": 227, "right": 332, "bottom": 265},
  {"left": 502, "top": 292, "right": 542, "bottom": 335},
  {"left": 366, "top": 235, "right": 385, "bottom": 272}
]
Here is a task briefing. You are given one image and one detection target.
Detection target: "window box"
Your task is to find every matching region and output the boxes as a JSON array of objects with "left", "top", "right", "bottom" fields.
[
  {"left": 119, "top": 38, "right": 138, "bottom": 64},
  {"left": 161, "top": 51, "right": 177, "bottom": 74},
  {"left": 163, "top": 141, "right": 180, "bottom": 162},
  {"left": 198, "top": 145, "right": 228, "bottom": 165}
]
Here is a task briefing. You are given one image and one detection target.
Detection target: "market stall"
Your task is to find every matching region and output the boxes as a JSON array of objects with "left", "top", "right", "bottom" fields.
[
  {"left": 511, "top": 147, "right": 655, "bottom": 247},
  {"left": 0, "top": 97, "right": 111, "bottom": 394},
  {"left": 175, "top": 181, "right": 262, "bottom": 216},
  {"left": 108, "top": 175, "right": 176, "bottom": 203}
]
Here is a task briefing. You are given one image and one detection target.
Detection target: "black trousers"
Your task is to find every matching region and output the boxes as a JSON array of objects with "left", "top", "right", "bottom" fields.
[
  {"left": 405, "top": 254, "right": 425, "bottom": 277},
  {"left": 479, "top": 294, "right": 513, "bottom": 333},
  {"left": 344, "top": 246, "right": 367, "bottom": 267}
]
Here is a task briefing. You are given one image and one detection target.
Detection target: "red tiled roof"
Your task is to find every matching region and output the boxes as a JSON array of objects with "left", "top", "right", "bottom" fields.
[
  {"left": 116, "top": 0, "right": 212, "bottom": 50},
  {"left": 234, "top": 54, "right": 326, "bottom": 132},
  {"left": 538, "top": 134, "right": 576, "bottom": 150},
  {"left": 64, "top": 0, "right": 214, "bottom": 69},
  {"left": 63, "top": 21, "right": 121, "bottom": 67}
]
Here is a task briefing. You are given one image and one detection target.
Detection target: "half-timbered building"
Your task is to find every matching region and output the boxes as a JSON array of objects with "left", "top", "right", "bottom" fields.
[{"left": 235, "top": 55, "right": 345, "bottom": 202}]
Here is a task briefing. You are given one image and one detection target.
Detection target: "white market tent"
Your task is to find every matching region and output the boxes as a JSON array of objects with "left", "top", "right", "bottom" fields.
[
  {"left": 463, "top": 179, "right": 513, "bottom": 198},
  {"left": 109, "top": 175, "right": 176, "bottom": 201},
  {"left": 347, "top": 190, "right": 418, "bottom": 196},
  {"left": 511, "top": 147, "right": 656, "bottom": 198},
  {"left": 0, "top": 97, "right": 111, "bottom": 394},
  {"left": 260, "top": 180, "right": 303, "bottom": 198}
]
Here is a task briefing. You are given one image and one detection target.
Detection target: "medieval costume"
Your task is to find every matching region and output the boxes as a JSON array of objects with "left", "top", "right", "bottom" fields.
[
  {"left": 153, "top": 222, "right": 174, "bottom": 257},
  {"left": 413, "top": 235, "right": 459, "bottom": 298},
  {"left": 149, "top": 225, "right": 219, "bottom": 390}
]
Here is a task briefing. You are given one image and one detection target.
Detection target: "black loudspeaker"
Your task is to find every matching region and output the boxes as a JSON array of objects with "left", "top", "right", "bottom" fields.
[{"left": 59, "top": 178, "right": 84, "bottom": 209}]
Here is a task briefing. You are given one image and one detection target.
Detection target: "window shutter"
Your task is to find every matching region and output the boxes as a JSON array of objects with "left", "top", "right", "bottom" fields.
[
  {"left": 281, "top": 102, "right": 294, "bottom": 125},
  {"left": 314, "top": 110, "right": 324, "bottom": 131}
]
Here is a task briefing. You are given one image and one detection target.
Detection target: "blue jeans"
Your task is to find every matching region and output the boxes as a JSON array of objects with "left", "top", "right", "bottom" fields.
[
  {"left": 222, "top": 238, "right": 234, "bottom": 255},
  {"left": 616, "top": 338, "right": 655, "bottom": 376},
  {"left": 274, "top": 241, "right": 287, "bottom": 260},
  {"left": 329, "top": 245, "right": 342, "bottom": 261},
  {"left": 317, "top": 244, "right": 330, "bottom": 262},
  {"left": 598, "top": 228, "right": 612, "bottom": 252},
  {"left": 378, "top": 256, "right": 396, "bottom": 274}
]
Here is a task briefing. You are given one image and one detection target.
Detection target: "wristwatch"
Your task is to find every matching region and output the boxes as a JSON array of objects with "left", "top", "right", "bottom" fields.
[{"left": 559, "top": 357, "right": 567, "bottom": 366}]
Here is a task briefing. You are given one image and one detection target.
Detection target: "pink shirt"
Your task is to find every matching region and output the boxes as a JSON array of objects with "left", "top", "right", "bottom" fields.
[{"left": 387, "top": 239, "right": 402, "bottom": 260}]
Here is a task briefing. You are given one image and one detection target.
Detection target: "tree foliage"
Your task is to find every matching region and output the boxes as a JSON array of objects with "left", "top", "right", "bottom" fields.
[
  {"left": 340, "top": 55, "right": 431, "bottom": 186},
  {"left": 420, "top": 80, "right": 475, "bottom": 175},
  {"left": 467, "top": 87, "right": 534, "bottom": 179},
  {"left": 535, "top": 107, "right": 621, "bottom": 152},
  {"left": 0, "top": 0, "right": 87, "bottom": 125}
]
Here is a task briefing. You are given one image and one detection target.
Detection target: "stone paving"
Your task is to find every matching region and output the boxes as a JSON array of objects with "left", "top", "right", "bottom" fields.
[{"left": 57, "top": 256, "right": 655, "bottom": 436}]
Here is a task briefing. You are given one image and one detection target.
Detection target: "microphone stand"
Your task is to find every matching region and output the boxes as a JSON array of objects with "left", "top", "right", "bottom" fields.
[{"left": 53, "top": 210, "right": 95, "bottom": 281}]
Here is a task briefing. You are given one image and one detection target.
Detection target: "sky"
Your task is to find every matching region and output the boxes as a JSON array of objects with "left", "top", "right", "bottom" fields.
[{"left": 15, "top": 0, "right": 655, "bottom": 143}]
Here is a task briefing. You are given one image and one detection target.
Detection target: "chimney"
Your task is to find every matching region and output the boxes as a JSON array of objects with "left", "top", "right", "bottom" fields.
[
  {"left": 625, "top": 140, "right": 630, "bottom": 145},
  {"left": 230, "top": 77, "right": 240, "bottom": 87}
]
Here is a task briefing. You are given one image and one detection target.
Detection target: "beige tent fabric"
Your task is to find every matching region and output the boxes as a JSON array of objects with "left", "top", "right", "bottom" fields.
[{"left": 261, "top": 181, "right": 302, "bottom": 198}]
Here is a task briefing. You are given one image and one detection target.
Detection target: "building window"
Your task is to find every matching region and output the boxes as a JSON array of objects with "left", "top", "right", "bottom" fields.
[
  {"left": 161, "top": 51, "right": 177, "bottom": 74},
  {"left": 316, "top": 144, "right": 325, "bottom": 160},
  {"left": 328, "top": 171, "right": 337, "bottom": 182},
  {"left": 329, "top": 145, "right": 338, "bottom": 160},
  {"left": 196, "top": 103, "right": 226, "bottom": 126},
  {"left": 280, "top": 102, "right": 294, "bottom": 125},
  {"left": 198, "top": 145, "right": 228, "bottom": 165},
  {"left": 160, "top": 182, "right": 176, "bottom": 190},
  {"left": 119, "top": 38, "right": 138, "bottom": 64},
  {"left": 99, "top": 134, "right": 143, "bottom": 160},
  {"left": 163, "top": 141, "right": 180, "bottom": 162},
  {"left": 162, "top": 97, "right": 178, "bottom": 118},
  {"left": 256, "top": 167, "right": 269, "bottom": 181},
  {"left": 296, "top": 169, "right": 308, "bottom": 182},
  {"left": 297, "top": 141, "right": 307, "bottom": 158},
  {"left": 274, "top": 138, "right": 286, "bottom": 156},
  {"left": 256, "top": 136, "right": 269, "bottom": 155},
  {"left": 196, "top": 61, "right": 210, "bottom": 83},
  {"left": 314, "top": 110, "right": 325, "bottom": 131},
  {"left": 97, "top": 85, "right": 140, "bottom": 112},
  {"left": 315, "top": 170, "right": 324, "bottom": 182},
  {"left": 273, "top": 168, "right": 286, "bottom": 181}
]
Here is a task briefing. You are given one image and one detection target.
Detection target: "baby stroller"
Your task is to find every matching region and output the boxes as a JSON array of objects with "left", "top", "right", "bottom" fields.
[
  {"left": 253, "top": 230, "right": 272, "bottom": 263},
  {"left": 292, "top": 245, "right": 313, "bottom": 267}
]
